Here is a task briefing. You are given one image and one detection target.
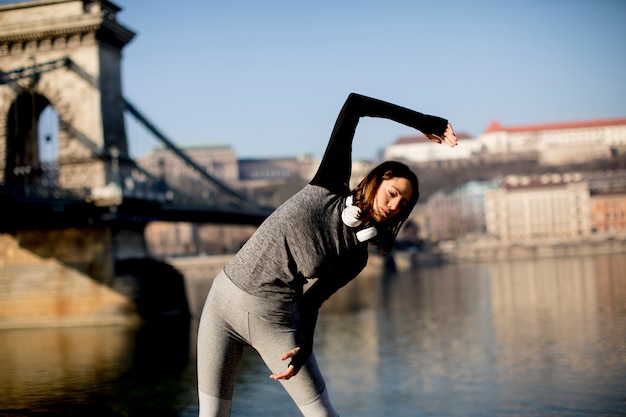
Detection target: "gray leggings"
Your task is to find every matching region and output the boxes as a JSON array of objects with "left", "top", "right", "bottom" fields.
[{"left": 197, "top": 270, "right": 338, "bottom": 417}]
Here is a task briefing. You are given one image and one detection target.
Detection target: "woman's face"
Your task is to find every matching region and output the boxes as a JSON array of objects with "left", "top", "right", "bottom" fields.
[{"left": 371, "top": 177, "right": 413, "bottom": 223}]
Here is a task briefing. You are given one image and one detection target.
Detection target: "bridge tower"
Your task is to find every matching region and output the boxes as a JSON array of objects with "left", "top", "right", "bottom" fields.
[
  {"left": 0, "top": 0, "right": 134, "bottom": 190},
  {"left": 0, "top": 1, "right": 188, "bottom": 328}
]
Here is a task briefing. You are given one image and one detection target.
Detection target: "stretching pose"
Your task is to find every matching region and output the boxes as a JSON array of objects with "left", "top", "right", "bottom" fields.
[{"left": 197, "top": 93, "right": 457, "bottom": 416}]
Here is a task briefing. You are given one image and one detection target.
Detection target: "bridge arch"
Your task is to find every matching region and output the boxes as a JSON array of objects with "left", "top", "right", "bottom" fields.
[{"left": 4, "top": 90, "right": 53, "bottom": 185}]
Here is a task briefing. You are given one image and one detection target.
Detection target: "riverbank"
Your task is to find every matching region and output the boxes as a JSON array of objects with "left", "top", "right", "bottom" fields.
[
  {"left": 300, "top": 234, "right": 626, "bottom": 272},
  {"left": 445, "top": 234, "right": 626, "bottom": 262},
  {"left": 393, "top": 234, "right": 626, "bottom": 268}
]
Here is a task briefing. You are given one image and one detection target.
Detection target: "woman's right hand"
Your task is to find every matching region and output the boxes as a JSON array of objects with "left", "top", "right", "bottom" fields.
[{"left": 427, "top": 123, "right": 458, "bottom": 147}]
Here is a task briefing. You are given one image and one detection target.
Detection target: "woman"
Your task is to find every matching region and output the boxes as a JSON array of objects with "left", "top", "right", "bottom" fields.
[{"left": 197, "top": 93, "right": 457, "bottom": 417}]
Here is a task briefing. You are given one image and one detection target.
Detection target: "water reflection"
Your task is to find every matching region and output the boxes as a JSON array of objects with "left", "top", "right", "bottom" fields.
[
  {"left": 1, "top": 326, "right": 127, "bottom": 413},
  {"left": 310, "top": 255, "right": 626, "bottom": 417},
  {"left": 0, "top": 317, "right": 195, "bottom": 416},
  {"left": 485, "top": 256, "right": 626, "bottom": 416},
  {"left": 1, "top": 254, "right": 625, "bottom": 416}
]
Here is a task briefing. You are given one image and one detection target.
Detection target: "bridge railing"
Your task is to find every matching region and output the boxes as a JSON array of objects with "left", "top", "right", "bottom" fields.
[{"left": 0, "top": 182, "right": 88, "bottom": 201}]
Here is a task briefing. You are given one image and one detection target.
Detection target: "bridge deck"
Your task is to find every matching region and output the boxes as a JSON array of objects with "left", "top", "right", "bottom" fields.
[{"left": 1, "top": 185, "right": 271, "bottom": 231}]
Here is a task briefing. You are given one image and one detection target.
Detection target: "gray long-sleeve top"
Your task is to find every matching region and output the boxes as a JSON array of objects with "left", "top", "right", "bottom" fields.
[{"left": 224, "top": 93, "right": 448, "bottom": 309}]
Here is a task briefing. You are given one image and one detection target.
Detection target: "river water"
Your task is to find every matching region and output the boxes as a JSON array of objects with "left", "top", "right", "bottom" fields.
[{"left": 1, "top": 253, "right": 625, "bottom": 417}]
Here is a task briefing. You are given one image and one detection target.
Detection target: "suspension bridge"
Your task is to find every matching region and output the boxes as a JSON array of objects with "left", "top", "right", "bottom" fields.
[{"left": 0, "top": 56, "right": 272, "bottom": 229}]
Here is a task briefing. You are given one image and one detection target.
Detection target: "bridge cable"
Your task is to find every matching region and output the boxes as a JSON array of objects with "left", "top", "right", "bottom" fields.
[
  {"left": 0, "top": 57, "right": 70, "bottom": 85},
  {"left": 123, "top": 99, "right": 260, "bottom": 209}
]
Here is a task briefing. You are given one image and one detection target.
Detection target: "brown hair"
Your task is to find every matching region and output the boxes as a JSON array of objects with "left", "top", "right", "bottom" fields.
[{"left": 351, "top": 161, "right": 419, "bottom": 255}]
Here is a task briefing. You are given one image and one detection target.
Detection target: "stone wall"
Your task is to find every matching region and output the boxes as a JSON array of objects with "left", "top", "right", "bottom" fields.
[
  {"left": 0, "top": 233, "right": 139, "bottom": 329},
  {"left": 15, "top": 227, "right": 114, "bottom": 281}
]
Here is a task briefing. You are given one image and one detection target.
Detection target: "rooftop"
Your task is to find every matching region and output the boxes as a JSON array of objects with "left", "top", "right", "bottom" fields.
[{"left": 484, "top": 117, "right": 626, "bottom": 134}]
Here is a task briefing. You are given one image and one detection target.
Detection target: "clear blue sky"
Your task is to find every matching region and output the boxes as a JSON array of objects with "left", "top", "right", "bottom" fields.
[{"left": 6, "top": 0, "right": 626, "bottom": 160}]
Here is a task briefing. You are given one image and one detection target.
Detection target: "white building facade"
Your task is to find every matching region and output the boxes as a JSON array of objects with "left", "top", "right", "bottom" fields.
[
  {"left": 480, "top": 118, "right": 626, "bottom": 165},
  {"left": 485, "top": 174, "right": 591, "bottom": 242},
  {"left": 384, "top": 134, "right": 480, "bottom": 163},
  {"left": 383, "top": 117, "right": 626, "bottom": 166}
]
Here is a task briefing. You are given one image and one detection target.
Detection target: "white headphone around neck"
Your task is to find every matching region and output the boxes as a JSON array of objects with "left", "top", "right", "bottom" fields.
[{"left": 342, "top": 196, "right": 378, "bottom": 242}]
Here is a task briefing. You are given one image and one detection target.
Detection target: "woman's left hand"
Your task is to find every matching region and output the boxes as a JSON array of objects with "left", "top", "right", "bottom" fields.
[{"left": 269, "top": 347, "right": 301, "bottom": 380}]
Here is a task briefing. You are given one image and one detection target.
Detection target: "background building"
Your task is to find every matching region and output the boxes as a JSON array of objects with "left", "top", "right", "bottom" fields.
[
  {"left": 588, "top": 170, "right": 626, "bottom": 234},
  {"left": 426, "top": 181, "right": 497, "bottom": 241},
  {"left": 384, "top": 116, "right": 626, "bottom": 167},
  {"left": 485, "top": 174, "right": 591, "bottom": 242},
  {"left": 479, "top": 117, "right": 626, "bottom": 166},
  {"left": 591, "top": 192, "right": 626, "bottom": 234},
  {"left": 137, "top": 143, "right": 239, "bottom": 198},
  {"left": 384, "top": 133, "right": 478, "bottom": 163}
]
